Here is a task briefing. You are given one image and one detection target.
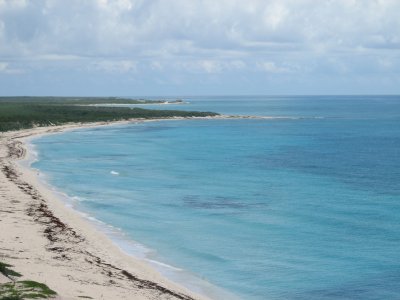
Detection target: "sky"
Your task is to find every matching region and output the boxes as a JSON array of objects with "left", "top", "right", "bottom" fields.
[{"left": 0, "top": 0, "right": 399, "bottom": 96}]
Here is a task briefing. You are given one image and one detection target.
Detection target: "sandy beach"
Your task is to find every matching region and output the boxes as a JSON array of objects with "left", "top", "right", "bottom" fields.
[{"left": 0, "top": 120, "right": 211, "bottom": 300}]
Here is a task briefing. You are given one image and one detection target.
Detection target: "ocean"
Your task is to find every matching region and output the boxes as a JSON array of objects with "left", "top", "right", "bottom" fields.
[{"left": 30, "top": 96, "right": 400, "bottom": 299}]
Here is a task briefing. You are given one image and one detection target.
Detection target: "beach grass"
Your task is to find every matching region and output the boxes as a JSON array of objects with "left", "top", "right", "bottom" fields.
[
  {"left": 0, "top": 262, "right": 57, "bottom": 299},
  {"left": 0, "top": 262, "right": 22, "bottom": 280},
  {"left": 0, "top": 281, "right": 57, "bottom": 299}
]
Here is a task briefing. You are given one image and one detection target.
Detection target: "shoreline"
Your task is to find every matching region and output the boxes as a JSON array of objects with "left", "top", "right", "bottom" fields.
[
  {"left": 21, "top": 133, "right": 237, "bottom": 300},
  {"left": 0, "top": 118, "right": 217, "bottom": 300},
  {"left": 0, "top": 114, "right": 279, "bottom": 299}
]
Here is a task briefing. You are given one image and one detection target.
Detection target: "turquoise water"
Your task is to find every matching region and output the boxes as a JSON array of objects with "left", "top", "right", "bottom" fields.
[{"left": 31, "top": 96, "right": 400, "bottom": 299}]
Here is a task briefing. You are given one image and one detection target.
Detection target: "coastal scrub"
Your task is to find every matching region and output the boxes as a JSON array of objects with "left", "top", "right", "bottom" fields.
[{"left": 0, "top": 97, "right": 218, "bottom": 132}]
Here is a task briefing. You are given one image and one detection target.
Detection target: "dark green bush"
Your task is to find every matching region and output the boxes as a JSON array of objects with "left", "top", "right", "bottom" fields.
[{"left": 0, "top": 97, "right": 218, "bottom": 132}]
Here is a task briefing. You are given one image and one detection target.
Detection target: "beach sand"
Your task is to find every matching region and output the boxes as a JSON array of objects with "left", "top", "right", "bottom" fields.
[{"left": 0, "top": 120, "right": 211, "bottom": 300}]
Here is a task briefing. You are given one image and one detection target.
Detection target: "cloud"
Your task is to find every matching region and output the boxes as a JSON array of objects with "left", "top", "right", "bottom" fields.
[
  {"left": 257, "top": 61, "right": 292, "bottom": 73},
  {"left": 91, "top": 60, "right": 137, "bottom": 73},
  {"left": 0, "top": 0, "right": 28, "bottom": 10},
  {"left": 2, "top": 0, "right": 399, "bottom": 58},
  {"left": 0, "top": 62, "right": 7, "bottom": 71},
  {"left": 36, "top": 54, "right": 84, "bottom": 61},
  {"left": 178, "top": 60, "right": 247, "bottom": 74},
  {"left": 0, "top": 61, "right": 25, "bottom": 74},
  {"left": 0, "top": 0, "right": 399, "bottom": 94}
]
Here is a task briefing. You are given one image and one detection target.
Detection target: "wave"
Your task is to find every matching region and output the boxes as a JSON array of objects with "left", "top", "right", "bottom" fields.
[{"left": 145, "top": 259, "right": 184, "bottom": 271}]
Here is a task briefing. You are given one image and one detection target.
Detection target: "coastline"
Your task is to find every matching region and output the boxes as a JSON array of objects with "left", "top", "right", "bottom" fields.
[{"left": 0, "top": 118, "right": 214, "bottom": 300}]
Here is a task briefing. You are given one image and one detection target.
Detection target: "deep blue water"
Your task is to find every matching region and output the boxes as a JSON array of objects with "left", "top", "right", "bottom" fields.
[{"left": 31, "top": 96, "right": 400, "bottom": 299}]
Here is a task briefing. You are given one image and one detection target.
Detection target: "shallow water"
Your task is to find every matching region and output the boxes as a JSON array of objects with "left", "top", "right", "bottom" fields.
[{"left": 32, "top": 96, "right": 400, "bottom": 299}]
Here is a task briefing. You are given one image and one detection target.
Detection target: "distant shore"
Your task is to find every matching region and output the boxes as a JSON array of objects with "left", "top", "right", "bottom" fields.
[{"left": 0, "top": 117, "right": 219, "bottom": 300}]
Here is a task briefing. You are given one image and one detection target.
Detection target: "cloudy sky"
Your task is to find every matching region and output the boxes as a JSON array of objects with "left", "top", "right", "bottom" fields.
[{"left": 0, "top": 0, "right": 399, "bottom": 96}]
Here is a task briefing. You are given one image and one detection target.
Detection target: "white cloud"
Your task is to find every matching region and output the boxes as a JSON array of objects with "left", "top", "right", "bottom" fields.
[
  {"left": 37, "top": 54, "right": 84, "bottom": 61},
  {"left": 262, "top": 2, "right": 288, "bottom": 30},
  {"left": 0, "top": 0, "right": 399, "bottom": 94},
  {"left": 0, "top": 61, "right": 25, "bottom": 74},
  {"left": 150, "top": 61, "right": 163, "bottom": 71},
  {"left": 377, "top": 57, "right": 394, "bottom": 70},
  {"left": 230, "top": 60, "right": 246, "bottom": 70},
  {"left": 200, "top": 60, "right": 222, "bottom": 74},
  {"left": 0, "top": 0, "right": 28, "bottom": 10},
  {"left": 257, "top": 62, "right": 291, "bottom": 73},
  {"left": 0, "top": 62, "right": 7, "bottom": 71},
  {"left": 92, "top": 60, "right": 137, "bottom": 73},
  {"left": 2, "top": 0, "right": 399, "bottom": 59},
  {"left": 178, "top": 59, "right": 247, "bottom": 74},
  {"left": 96, "top": 0, "right": 133, "bottom": 12}
]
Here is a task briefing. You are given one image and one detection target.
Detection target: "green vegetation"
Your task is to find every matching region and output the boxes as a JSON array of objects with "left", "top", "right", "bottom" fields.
[
  {"left": 0, "top": 97, "right": 218, "bottom": 132},
  {"left": 0, "top": 281, "right": 57, "bottom": 299},
  {"left": 0, "top": 262, "right": 22, "bottom": 280},
  {"left": 0, "top": 262, "right": 56, "bottom": 299}
]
